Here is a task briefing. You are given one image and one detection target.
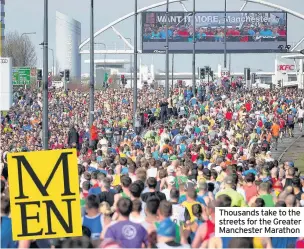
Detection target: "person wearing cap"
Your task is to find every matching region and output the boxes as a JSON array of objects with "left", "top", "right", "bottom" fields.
[
  {"left": 284, "top": 161, "right": 295, "bottom": 171},
  {"left": 215, "top": 175, "right": 247, "bottom": 207},
  {"left": 162, "top": 176, "right": 177, "bottom": 201},
  {"left": 265, "top": 151, "right": 274, "bottom": 162}
]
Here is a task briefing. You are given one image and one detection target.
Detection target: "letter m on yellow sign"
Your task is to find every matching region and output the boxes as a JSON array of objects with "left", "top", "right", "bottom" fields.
[{"left": 7, "top": 149, "right": 82, "bottom": 240}]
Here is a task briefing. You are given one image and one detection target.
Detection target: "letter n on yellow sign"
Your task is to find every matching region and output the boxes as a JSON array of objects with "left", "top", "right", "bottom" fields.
[{"left": 7, "top": 149, "right": 82, "bottom": 240}]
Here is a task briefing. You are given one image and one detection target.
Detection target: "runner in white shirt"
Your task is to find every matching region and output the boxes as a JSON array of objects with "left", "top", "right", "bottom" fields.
[
  {"left": 297, "top": 106, "right": 304, "bottom": 132},
  {"left": 162, "top": 176, "right": 176, "bottom": 201},
  {"left": 169, "top": 188, "right": 185, "bottom": 232}
]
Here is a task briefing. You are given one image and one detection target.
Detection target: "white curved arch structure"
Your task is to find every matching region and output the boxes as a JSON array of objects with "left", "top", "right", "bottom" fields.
[
  {"left": 79, "top": 0, "right": 187, "bottom": 50},
  {"left": 242, "top": 0, "right": 304, "bottom": 20},
  {"left": 242, "top": 0, "right": 304, "bottom": 51}
]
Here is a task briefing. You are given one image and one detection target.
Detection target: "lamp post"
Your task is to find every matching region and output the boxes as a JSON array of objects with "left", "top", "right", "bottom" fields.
[
  {"left": 192, "top": 0, "right": 196, "bottom": 96},
  {"left": 224, "top": 0, "right": 227, "bottom": 68},
  {"left": 89, "top": 0, "right": 95, "bottom": 142},
  {"left": 126, "top": 38, "right": 133, "bottom": 89},
  {"left": 40, "top": 47, "right": 54, "bottom": 77},
  {"left": 21, "top": 32, "right": 36, "bottom": 67},
  {"left": 49, "top": 48, "right": 54, "bottom": 76},
  {"left": 171, "top": 53, "right": 174, "bottom": 89},
  {"left": 133, "top": 0, "right": 138, "bottom": 122},
  {"left": 165, "top": 0, "right": 169, "bottom": 97},
  {"left": 42, "top": 0, "right": 48, "bottom": 150}
]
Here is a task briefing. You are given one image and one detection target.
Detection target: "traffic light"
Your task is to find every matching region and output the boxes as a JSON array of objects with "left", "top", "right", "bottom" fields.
[
  {"left": 209, "top": 70, "right": 214, "bottom": 79},
  {"left": 37, "top": 69, "right": 42, "bottom": 81},
  {"left": 64, "top": 69, "right": 70, "bottom": 82},
  {"left": 59, "top": 71, "right": 64, "bottom": 78},
  {"left": 251, "top": 73, "right": 256, "bottom": 83},
  {"left": 277, "top": 80, "right": 282, "bottom": 88},
  {"left": 104, "top": 72, "right": 109, "bottom": 82},
  {"left": 200, "top": 68, "right": 205, "bottom": 79},
  {"left": 205, "top": 66, "right": 210, "bottom": 74},
  {"left": 121, "top": 74, "right": 125, "bottom": 84}
]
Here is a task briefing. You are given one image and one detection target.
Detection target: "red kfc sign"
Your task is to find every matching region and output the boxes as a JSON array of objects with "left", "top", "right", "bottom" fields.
[{"left": 278, "top": 65, "right": 295, "bottom": 71}]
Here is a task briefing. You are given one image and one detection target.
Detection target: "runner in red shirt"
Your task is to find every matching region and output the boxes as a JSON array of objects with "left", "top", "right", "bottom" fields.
[
  {"left": 279, "top": 116, "right": 286, "bottom": 140},
  {"left": 245, "top": 101, "right": 252, "bottom": 112},
  {"left": 225, "top": 109, "right": 233, "bottom": 121}
]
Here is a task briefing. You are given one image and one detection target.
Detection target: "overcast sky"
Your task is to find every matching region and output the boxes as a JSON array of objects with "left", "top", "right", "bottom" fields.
[{"left": 5, "top": 0, "right": 304, "bottom": 74}]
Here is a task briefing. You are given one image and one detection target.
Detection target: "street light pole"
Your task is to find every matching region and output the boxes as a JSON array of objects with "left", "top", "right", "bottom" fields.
[
  {"left": 133, "top": 0, "right": 138, "bottom": 121},
  {"left": 40, "top": 47, "right": 54, "bottom": 78},
  {"left": 49, "top": 48, "right": 54, "bottom": 77},
  {"left": 42, "top": 0, "right": 48, "bottom": 150},
  {"left": 126, "top": 38, "right": 133, "bottom": 89},
  {"left": 192, "top": 0, "right": 196, "bottom": 96},
  {"left": 171, "top": 54, "right": 174, "bottom": 89},
  {"left": 165, "top": 0, "right": 169, "bottom": 97},
  {"left": 21, "top": 32, "right": 36, "bottom": 67},
  {"left": 89, "top": 0, "right": 95, "bottom": 141},
  {"left": 224, "top": 0, "right": 227, "bottom": 68}
]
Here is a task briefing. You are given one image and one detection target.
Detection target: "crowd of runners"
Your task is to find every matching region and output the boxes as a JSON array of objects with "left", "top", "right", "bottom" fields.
[{"left": 1, "top": 81, "right": 304, "bottom": 248}]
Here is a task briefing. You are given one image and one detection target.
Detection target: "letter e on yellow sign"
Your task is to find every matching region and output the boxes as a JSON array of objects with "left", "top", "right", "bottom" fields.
[{"left": 7, "top": 149, "right": 82, "bottom": 240}]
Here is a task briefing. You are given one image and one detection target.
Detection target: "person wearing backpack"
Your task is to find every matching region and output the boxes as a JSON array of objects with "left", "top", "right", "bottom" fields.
[
  {"left": 261, "top": 136, "right": 270, "bottom": 152},
  {"left": 264, "top": 118, "right": 272, "bottom": 131}
]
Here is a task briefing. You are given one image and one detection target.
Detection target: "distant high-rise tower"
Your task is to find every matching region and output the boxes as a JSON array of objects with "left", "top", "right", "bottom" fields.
[
  {"left": 56, "top": 11, "right": 81, "bottom": 79},
  {"left": 0, "top": 0, "right": 5, "bottom": 56}
]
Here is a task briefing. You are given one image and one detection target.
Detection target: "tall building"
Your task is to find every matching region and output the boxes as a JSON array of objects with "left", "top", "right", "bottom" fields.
[
  {"left": 56, "top": 11, "right": 81, "bottom": 79},
  {"left": 0, "top": 0, "right": 5, "bottom": 57}
]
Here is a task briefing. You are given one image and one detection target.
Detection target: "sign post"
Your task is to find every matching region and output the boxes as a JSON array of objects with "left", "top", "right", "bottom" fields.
[{"left": 12, "top": 67, "right": 35, "bottom": 86}]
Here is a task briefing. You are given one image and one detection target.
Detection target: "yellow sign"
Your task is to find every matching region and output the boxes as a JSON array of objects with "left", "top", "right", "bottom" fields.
[{"left": 7, "top": 149, "right": 82, "bottom": 241}]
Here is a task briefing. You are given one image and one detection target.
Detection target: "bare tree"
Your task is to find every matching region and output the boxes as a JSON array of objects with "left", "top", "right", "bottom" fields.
[{"left": 2, "top": 31, "right": 37, "bottom": 67}]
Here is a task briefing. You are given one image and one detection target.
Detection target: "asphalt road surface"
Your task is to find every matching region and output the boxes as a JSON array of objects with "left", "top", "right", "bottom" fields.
[{"left": 271, "top": 126, "right": 304, "bottom": 171}]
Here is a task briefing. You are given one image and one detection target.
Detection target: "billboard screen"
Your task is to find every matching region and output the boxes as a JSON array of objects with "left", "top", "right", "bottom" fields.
[{"left": 142, "top": 11, "right": 287, "bottom": 53}]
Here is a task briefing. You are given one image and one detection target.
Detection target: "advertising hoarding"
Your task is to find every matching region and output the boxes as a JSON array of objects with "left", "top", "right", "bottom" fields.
[
  {"left": 0, "top": 57, "right": 12, "bottom": 111},
  {"left": 142, "top": 11, "right": 287, "bottom": 53}
]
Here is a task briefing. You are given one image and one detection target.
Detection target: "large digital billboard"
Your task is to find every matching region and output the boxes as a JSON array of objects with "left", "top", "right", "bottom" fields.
[{"left": 142, "top": 11, "right": 287, "bottom": 53}]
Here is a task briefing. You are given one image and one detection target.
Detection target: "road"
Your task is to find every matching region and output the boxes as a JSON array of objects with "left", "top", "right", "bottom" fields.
[{"left": 271, "top": 126, "right": 304, "bottom": 171}]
